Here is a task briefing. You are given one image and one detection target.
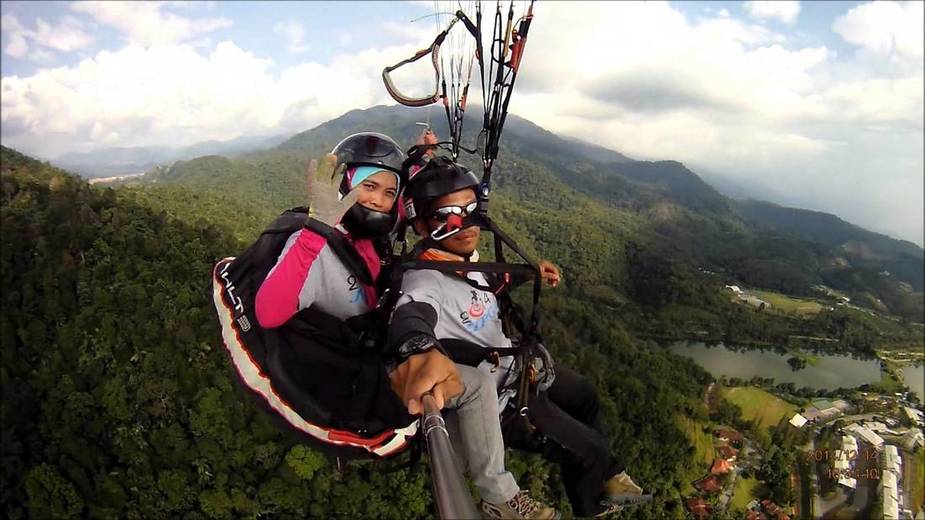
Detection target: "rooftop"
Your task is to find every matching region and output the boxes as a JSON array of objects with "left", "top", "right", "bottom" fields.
[
  {"left": 716, "top": 444, "right": 739, "bottom": 460},
  {"left": 844, "top": 423, "right": 884, "bottom": 448},
  {"left": 694, "top": 475, "right": 723, "bottom": 493}
]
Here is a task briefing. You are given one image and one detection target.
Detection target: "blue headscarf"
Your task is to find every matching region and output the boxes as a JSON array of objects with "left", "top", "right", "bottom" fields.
[{"left": 339, "top": 166, "right": 401, "bottom": 200}]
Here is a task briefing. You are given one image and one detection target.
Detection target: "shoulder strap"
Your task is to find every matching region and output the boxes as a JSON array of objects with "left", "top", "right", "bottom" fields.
[{"left": 303, "top": 217, "right": 375, "bottom": 287}]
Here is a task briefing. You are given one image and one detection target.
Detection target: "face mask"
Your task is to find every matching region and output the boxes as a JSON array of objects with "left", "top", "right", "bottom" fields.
[{"left": 340, "top": 202, "right": 397, "bottom": 239}]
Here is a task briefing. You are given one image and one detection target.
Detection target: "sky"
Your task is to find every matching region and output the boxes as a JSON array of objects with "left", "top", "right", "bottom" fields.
[{"left": 1, "top": 1, "right": 922, "bottom": 247}]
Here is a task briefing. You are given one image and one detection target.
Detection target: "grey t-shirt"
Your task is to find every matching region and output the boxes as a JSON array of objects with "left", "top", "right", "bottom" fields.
[{"left": 395, "top": 268, "right": 519, "bottom": 409}]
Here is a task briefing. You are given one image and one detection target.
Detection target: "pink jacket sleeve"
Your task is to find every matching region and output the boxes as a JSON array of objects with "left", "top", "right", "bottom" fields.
[{"left": 255, "top": 229, "right": 326, "bottom": 328}]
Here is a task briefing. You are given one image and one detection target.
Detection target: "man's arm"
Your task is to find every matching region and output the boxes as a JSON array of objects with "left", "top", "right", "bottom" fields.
[{"left": 386, "top": 273, "right": 462, "bottom": 414}]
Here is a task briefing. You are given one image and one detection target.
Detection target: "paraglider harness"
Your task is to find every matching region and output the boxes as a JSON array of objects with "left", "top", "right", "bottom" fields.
[{"left": 212, "top": 208, "right": 419, "bottom": 460}]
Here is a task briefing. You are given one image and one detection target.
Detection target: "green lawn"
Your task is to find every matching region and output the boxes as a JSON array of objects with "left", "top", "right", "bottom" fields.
[
  {"left": 730, "top": 476, "right": 760, "bottom": 511},
  {"left": 752, "top": 290, "right": 824, "bottom": 316},
  {"left": 723, "top": 386, "right": 799, "bottom": 429}
]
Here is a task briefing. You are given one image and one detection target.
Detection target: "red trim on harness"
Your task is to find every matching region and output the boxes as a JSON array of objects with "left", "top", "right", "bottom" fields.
[{"left": 328, "top": 428, "right": 396, "bottom": 447}]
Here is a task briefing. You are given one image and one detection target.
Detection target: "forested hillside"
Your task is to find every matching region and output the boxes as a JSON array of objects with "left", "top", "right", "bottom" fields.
[{"left": 1, "top": 145, "right": 720, "bottom": 518}]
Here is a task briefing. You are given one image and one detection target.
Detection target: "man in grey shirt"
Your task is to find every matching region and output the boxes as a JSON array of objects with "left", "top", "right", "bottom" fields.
[{"left": 388, "top": 156, "right": 645, "bottom": 518}]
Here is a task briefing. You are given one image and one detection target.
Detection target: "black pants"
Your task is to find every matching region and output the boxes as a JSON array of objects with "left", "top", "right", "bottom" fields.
[{"left": 502, "top": 367, "right": 623, "bottom": 517}]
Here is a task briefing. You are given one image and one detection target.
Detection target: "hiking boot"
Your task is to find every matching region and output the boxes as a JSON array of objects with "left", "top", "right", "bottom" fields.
[
  {"left": 603, "top": 471, "right": 643, "bottom": 497},
  {"left": 481, "top": 491, "right": 560, "bottom": 519}
]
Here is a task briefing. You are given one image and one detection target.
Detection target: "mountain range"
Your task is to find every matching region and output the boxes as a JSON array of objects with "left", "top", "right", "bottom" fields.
[{"left": 43, "top": 104, "right": 925, "bottom": 320}]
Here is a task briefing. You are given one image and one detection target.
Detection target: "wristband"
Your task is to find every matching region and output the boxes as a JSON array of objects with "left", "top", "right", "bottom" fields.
[{"left": 394, "top": 334, "right": 447, "bottom": 364}]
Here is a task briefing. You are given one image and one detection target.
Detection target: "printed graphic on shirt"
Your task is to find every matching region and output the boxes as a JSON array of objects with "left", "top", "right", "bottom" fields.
[
  {"left": 459, "top": 290, "right": 498, "bottom": 332},
  {"left": 347, "top": 274, "right": 362, "bottom": 304}
]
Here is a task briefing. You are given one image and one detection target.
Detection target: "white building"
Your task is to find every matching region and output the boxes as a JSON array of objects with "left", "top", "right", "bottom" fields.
[
  {"left": 837, "top": 476, "right": 857, "bottom": 490},
  {"left": 903, "top": 406, "right": 924, "bottom": 427},
  {"left": 882, "top": 470, "right": 900, "bottom": 520},
  {"left": 902, "top": 428, "right": 924, "bottom": 451},
  {"left": 789, "top": 413, "right": 808, "bottom": 428},
  {"left": 883, "top": 445, "right": 902, "bottom": 476},
  {"left": 866, "top": 421, "right": 899, "bottom": 436},
  {"left": 844, "top": 423, "right": 885, "bottom": 450},
  {"left": 834, "top": 435, "right": 856, "bottom": 485}
]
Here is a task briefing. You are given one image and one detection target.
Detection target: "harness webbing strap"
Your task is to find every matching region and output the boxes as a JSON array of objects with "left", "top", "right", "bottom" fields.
[
  {"left": 303, "top": 217, "right": 375, "bottom": 287},
  {"left": 391, "top": 212, "right": 543, "bottom": 431}
]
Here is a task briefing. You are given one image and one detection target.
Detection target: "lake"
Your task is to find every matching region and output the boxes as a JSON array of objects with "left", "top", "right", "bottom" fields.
[
  {"left": 661, "top": 341, "right": 883, "bottom": 391},
  {"left": 901, "top": 363, "right": 924, "bottom": 401}
]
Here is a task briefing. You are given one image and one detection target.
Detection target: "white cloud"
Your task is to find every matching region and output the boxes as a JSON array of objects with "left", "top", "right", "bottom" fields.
[
  {"left": 1, "top": 13, "right": 94, "bottom": 60},
  {"left": 32, "top": 16, "right": 94, "bottom": 52},
  {"left": 832, "top": 1, "right": 924, "bottom": 60},
  {"left": 70, "top": 1, "right": 232, "bottom": 47},
  {"left": 507, "top": 1, "right": 921, "bottom": 244},
  {"left": 2, "top": 14, "right": 29, "bottom": 58},
  {"left": 0, "top": 39, "right": 422, "bottom": 157},
  {"left": 744, "top": 1, "right": 801, "bottom": 25},
  {"left": 274, "top": 20, "right": 310, "bottom": 54}
]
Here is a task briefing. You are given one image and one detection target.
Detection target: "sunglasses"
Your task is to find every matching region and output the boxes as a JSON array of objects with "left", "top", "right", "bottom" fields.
[{"left": 430, "top": 201, "right": 478, "bottom": 221}]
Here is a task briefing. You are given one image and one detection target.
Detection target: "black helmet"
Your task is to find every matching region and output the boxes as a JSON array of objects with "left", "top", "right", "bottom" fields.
[
  {"left": 403, "top": 156, "right": 480, "bottom": 220},
  {"left": 331, "top": 132, "right": 405, "bottom": 196}
]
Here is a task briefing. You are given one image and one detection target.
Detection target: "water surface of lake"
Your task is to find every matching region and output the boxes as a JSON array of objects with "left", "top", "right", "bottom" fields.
[
  {"left": 901, "top": 363, "right": 924, "bottom": 401},
  {"left": 662, "top": 341, "right": 882, "bottom": 390}
]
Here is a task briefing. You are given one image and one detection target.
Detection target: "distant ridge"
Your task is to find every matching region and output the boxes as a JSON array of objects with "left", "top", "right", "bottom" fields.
[{"left": 53, "top": 133, "right": 288, "bottom": 178}]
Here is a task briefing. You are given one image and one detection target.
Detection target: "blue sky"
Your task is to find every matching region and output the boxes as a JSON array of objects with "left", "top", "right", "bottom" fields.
[
  {"left": 1, "top": 1, "right": 866, "bottom": 78},
  {"left": 1, "top": 1, "right": 922, "bottom": 246}
]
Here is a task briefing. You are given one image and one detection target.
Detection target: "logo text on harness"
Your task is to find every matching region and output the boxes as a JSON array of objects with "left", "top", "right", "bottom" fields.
[{"left": 219, "top": 262, "right": 245, "bottom": 315}]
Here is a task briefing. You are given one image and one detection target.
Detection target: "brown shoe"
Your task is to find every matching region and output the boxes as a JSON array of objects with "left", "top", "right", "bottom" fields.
[
  {"left": 603, "top": 471, "right": 643, "bottom": 497},
  {"left": 481, "top": 491, "right": 561, "bottom": 519}
]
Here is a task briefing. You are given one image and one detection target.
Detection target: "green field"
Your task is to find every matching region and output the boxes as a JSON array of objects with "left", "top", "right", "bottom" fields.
[
  {"left": 730, "top": 476, "right": 760, "bottom": 511},
  {"left": 679, "top": 416, "right": 714, "bottom": 467},
  {"left": 752, "top": 290, "right": 824, "bottom": 316},
  {"left": 678, "top": 415, "right": 714, "bottom": 494},
  {"left": 723, "top": 386, "right": 799, "bottom": 429},
  {"left": 909, "top": 449, "right": 925, "bottom": 514}
]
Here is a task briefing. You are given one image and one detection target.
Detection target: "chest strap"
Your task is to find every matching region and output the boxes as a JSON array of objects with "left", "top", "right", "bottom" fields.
[{"left": 303, "top": 217, "right": 374, "bottom": 287}]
